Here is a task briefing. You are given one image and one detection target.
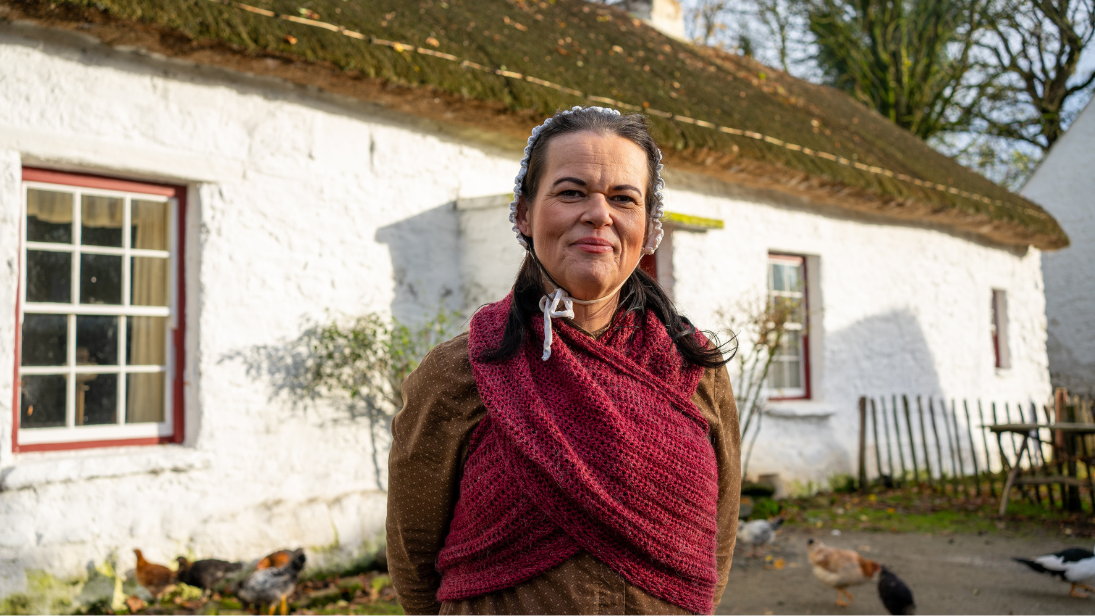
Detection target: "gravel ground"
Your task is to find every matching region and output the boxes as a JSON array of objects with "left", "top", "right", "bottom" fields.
[{"left": 718, "top": 526, "right": 1095, "bottom": 615}]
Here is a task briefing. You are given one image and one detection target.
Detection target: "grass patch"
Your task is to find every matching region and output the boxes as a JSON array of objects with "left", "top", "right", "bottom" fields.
[{"left": 777, "top": 484, "right": 1095, "bottom": 539}]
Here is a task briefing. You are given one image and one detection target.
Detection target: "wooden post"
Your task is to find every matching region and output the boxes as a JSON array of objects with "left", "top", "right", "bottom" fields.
[
  {"left": 1082, "top": 398, "right": 1095, "bottom": 513},
  {"left": 871, "top": 399, "right": 884, "bottom": 489},
  {"left": 992, "top": 402, "right": 1010, "bottom": 472},
  {"left": 858, "top": 397, "right": 868, "bottom": 492},
  {"left": 942, "top": 397, "right": 958, "bottom": 492},
  {"left": 951, "top": 400, "right": 968, "bottom": 496},
  {"left": 916, "top": 396, "right": 934, "bottom": 490},
  {"left": 893, "top": 395, "right": 908, "bottom": 485},
  {"left": 999, "top": 436, "right": 1031, "bottom": 516},
  {"left": 1004, "top": 403, "right": 1035, "bottom": 505},
  {"left": 881, "top": 397, "right": 895, "bottom": 485},
  {"left": 903, "top": 395, "right": 921, "bottom": 485},
  {"left": 1042, "top": 403, "right": 1063, "bottom": 509},
  {"left": 964, "top": 400, "right": 982, "bottom": 497},
  {"left": 1054, "top": 387, "right": 1068, "bottom": 453},
  {"left": 978, "top": 400, "right": 997, "bottom": 497},
  {"left": 1022, "top": 401, "right": 1044, "bottom": 506},
  {"left": 929, "top": 398, "right": 947, "bottom": 493}
]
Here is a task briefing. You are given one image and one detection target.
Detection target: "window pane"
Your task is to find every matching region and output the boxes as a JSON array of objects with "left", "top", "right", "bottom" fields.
[
  {"left": 127, "top": 317, "right": 167, "bottom": 366},
  {"left": 131, "top": 257, "right": 169, "bottom": 306},
  {"left": 80, "top": 254, "right": 122, "bottom": 305},
  {"left": 126, "top": 373, "right": 165, "bottom": 423},
  {"left": 779, "top": 330, "right": 802, "bottom": 357},
  {"left": 21, "top": 314, "right": 68, "bottom": 366},
  {"left": 77, "top": 373, "right": 117, "bottom": 425},
  {"left": 26, "top": 189, "right": 73, "bottom": 244},
  {"left": 785, "top": 263, "right": 801, "bottom": 292},
  {"left": 770, "top": 263, "right": 784, "bottom": 292},
  {"left": 76, "top": 315, "right": 118, "bottom": 366},
  {"left": 132, "top": 200, "right": 169, "bottom": 250},
  {"left": 81, "top": 195, "right": 124, "bottom": 247},
  {"left": 770, "top": 360, "right": 789, "bottom": 389},
  {"left": 26, "top": 250, "right": 71, "bottom": 303},
  {"left": 20, "top": 374, "right": 67, "bottom": 428},
  {"left": 784, "top": 360, "right": 803, "bottom": 389}
]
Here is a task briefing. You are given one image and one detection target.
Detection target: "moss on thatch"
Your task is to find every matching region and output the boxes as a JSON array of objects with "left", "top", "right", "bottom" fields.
[{"left": 3, "top": 0, "right": 1067, "bottom": 248}]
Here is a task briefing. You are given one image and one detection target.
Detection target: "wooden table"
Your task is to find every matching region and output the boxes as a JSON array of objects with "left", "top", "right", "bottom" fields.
[{"left": 988, "top": 422, "right": 1095, "bottom": 515}]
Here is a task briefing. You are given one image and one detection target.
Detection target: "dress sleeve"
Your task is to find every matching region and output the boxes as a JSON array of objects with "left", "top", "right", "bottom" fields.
[
  {"left": 696, "top": 364, "right": 742, "bottom": 606},
  {"left": 386, "top": 333, "right": 485, "bottom": 615}
]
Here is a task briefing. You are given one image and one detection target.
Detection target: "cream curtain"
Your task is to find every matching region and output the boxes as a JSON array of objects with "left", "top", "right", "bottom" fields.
[
  {"left": 81, "top": 195, "right": 124, "bottom": 230},
  {"left": 127, "top": 200, "right": 169, "bottom": 424},
  {"left": 26, "top": 189, "right": 73, "bottom": 225}
]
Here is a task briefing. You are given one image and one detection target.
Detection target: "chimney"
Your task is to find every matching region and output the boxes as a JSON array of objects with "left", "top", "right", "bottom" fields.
[{"left": 623, "top": 0, "right": 687, "bottom": 41}]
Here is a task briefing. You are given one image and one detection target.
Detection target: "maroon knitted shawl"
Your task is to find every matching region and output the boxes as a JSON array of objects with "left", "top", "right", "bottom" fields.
[{"left": 435, "top": 294, "right": 720, "bottom": 614}]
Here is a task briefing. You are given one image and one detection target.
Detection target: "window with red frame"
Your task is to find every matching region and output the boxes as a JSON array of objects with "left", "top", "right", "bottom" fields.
[
  {"left": 14, "top": 168, "right": 185, "bottom": 452},
  {"left": 767, "top": 254, "right": 809, "bottom": 399}
]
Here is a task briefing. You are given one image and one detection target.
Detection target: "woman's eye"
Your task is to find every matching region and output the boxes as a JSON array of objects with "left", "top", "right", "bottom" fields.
[
  {"left": 612, "top": 195, "right": 639, "bottom": 204},
  {"left": 560, "top": 190, "right": 584, "bottom": 198}
]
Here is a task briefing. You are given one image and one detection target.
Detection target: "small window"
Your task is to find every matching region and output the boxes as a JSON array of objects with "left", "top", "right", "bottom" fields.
[
  {"left": 991, "top": 289, "right": 1010, "bottom": 369},
  {"left": 767, "top": 254, "right": 809, "bottom": 399},
  {"left": 15, "top": 168, "right": 185, "bottom": 452}
]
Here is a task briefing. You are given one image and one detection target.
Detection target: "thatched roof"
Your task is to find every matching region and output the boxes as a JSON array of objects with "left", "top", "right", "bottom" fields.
[{"left": 5, "top": 0, "right": 1067, "bottom": 249}]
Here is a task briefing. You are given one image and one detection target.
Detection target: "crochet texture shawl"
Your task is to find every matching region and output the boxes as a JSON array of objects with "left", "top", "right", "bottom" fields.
[{"left": 435, "top": 295, "right": 720, "bottom": 614}]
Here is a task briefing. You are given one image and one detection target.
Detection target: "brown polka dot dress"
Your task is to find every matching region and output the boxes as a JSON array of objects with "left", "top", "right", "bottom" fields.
[{"left": 386, "top": 332, "right": 741, "bottom": 615}]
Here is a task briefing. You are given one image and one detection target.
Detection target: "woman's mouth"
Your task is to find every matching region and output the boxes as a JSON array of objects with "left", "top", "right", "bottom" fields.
[{"left": 572, "top": 237, "right": 614, "bottom": 254}]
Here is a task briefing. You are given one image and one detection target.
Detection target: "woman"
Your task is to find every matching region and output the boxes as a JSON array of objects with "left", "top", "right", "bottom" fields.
[{"left": 386, "top": 106, "right": 741, "bottom": 615}]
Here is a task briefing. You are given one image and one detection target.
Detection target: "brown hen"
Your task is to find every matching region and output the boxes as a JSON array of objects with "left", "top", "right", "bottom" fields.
[
  {"left": 807, "top": 539, "right": 881, "bottom": 607},
  {"left": 134, "top": 549, "right": 176, "bottom": 598}
]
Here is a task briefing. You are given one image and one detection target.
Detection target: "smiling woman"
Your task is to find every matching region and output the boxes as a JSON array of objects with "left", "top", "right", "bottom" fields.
[{"left": 386, "top": 107, "right": 742, "bottom": 615}]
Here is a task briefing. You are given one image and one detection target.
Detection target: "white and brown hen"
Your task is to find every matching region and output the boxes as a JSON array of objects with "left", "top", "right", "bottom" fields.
[{"left": 807, "top": 538, "right": 881, "bottom": 607}]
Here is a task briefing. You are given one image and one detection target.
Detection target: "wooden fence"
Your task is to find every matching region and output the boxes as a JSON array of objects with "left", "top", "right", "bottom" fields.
[{"left": 856, "top": 392, "right": 1095, "bottom": 511}]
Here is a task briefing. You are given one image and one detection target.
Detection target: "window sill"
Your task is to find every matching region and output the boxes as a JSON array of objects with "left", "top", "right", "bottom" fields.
[
  {"left": 0, "top": 445, "right": 210, "bottom": 491},
  {"left": 766, "top": 400, "right": 837, "bottom": 419}
]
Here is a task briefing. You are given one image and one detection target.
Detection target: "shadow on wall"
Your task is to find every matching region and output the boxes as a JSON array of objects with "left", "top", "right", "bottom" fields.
[
  {"left": 827, "top": 308, "right": 944, "bottom": 401},
  {"left": 375, "top": 202, "right": 465, "bottom": 325},
  {"left": 219, "top": 321, "right": 393, "bottom": 490},
  {"left": 746, "top": 309, "right": 944, "bottom": 488}
]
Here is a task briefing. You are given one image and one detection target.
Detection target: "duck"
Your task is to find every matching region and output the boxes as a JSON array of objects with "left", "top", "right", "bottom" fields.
[{"left": 1014, "top": 544, "right": 1095, "bottom": 598}]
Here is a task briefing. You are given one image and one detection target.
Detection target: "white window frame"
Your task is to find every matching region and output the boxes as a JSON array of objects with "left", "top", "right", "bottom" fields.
[
  {"left": 17, "top": 179, "right": 178, "bottom": 445},
  {"left": 766, "top": 253, "right": 809, "bottom": 399}
]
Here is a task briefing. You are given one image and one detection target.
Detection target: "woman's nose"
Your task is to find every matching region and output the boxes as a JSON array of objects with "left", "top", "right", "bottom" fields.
[{"left": 582, "top": 194, "right": 612, "bottom": 227}]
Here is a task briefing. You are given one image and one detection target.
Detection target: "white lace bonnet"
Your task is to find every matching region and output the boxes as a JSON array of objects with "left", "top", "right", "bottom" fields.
[{"left": 507, "top": 105, "right": 666, "bottom": 256}]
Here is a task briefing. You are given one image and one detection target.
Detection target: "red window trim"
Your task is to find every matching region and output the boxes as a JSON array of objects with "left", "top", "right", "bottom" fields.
[
  {"left": 767, "top": 252, "right": 811, "bottom": 401},
  {"left": 12, "top": 167, "right": 186, "bottom": 453}
]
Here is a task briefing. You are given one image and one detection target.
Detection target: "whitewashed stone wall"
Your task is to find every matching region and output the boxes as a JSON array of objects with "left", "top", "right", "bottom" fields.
[
  {"left": 1023, "top": 101, "right": 1095, "bottom": 395},
  {"left": 0, "top": 24, "right": 515, "bottom": 597}
]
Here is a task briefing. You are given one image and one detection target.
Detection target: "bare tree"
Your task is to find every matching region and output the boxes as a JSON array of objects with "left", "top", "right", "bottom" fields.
[
  {"left": 685, "top": 0, "right": 736, "bottom": 46},
  {"left": 975, "top": 0, "right": 1095, "bottom": 150}
]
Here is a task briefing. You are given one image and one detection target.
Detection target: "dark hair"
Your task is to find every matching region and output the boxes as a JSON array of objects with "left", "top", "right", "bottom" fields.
[{"left": 481, "top": 108, "right": 731, "bottom": 369}]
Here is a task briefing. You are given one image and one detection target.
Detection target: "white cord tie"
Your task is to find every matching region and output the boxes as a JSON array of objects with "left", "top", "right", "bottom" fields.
[
  {"left": 538, "top": 288, "right": 575, "bottom": 361},
  {"left": 536, "top": 278, "right": 630, "bottom": 361}
]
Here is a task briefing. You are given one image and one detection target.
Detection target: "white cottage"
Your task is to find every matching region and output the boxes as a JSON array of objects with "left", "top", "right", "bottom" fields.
[
  {"left": 0, "top": 0, "right": 1065, "bottom": 603},
  {"left": 1023, "top": 99, "right": 1095, "bottom": 395}
]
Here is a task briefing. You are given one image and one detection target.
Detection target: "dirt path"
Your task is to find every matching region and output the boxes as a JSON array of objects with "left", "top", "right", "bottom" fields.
[{"left": 718, "top": 527, "right": 1095, "bottom": 615}]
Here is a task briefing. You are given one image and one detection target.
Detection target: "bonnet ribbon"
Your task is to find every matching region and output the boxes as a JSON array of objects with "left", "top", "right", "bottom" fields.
[{"left": 537, "top": 278, "right": 629, "bottom": 361}]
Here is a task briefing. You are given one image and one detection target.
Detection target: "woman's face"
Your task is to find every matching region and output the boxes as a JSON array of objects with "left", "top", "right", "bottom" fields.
[{"left": 516, "top": 131, "right": 649, "bottom": 301}]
